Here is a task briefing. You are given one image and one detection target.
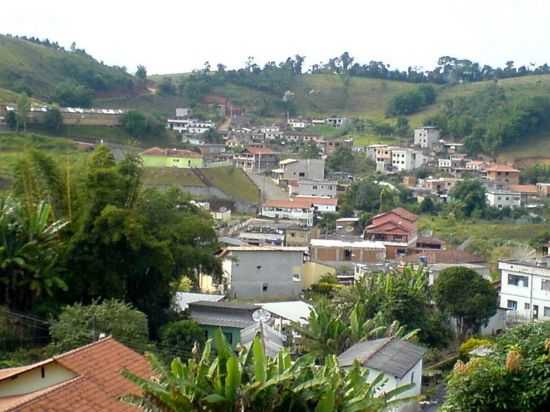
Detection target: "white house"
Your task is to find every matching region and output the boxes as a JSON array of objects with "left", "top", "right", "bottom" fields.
[
  {"left": 293, "top": 179, "right": 337, "bottom": 198},
  {"left": 166, "top": 118, "right": 215, "bottom": 134},
  {"left": 391, "top": 148, "right": 426, "bottom": 172},
  {"left": 325, "top": 116, "right": 349, "bottom": 128},
  {"left": 414, "top": 126, "right": 440, "bottom": 149},
  {"left": 499, "top": 258, "right": 550, "bottom": 322},
  {"left": 438, "top": 158, "right": 452, "bottom": 170},
  {"left": 338, "top": 337, "right": 426, "bottom": 411},
  {"left": 288, "top": 119, "right": 308, "bottom": 129},
  {"left": 261, "top": 197, "right": 337, "bottom": 226},
  {"left": 486, "top": 189, "right": 522, "bottom": 209}
]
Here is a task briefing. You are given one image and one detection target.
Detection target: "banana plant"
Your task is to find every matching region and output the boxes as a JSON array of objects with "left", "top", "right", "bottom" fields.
[{"left": 123, "top": 329, "right": 416, "bottom": 412}]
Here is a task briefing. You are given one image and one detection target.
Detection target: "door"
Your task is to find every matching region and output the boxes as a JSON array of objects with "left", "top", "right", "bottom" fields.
[{"left": 533, "top": 305, "right": 539, "bottom": 320}]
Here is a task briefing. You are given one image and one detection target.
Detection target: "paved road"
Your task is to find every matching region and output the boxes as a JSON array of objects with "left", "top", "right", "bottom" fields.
[{"left": 245, "top": 171, "right": 288, "bottom": 201}]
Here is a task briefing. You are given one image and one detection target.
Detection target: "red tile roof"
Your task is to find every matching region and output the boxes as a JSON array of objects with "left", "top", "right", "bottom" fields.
[
  {"left": 485, "top": 164, "right": 520, "bottom": 173},
  {"left": 264, "top": 197, "right": 337, "bottom": 209},
  {"left": 0, "top": 338, "right": 151, "bottom": 412},
  {"left": 246, "top": 147, "right": 274, "bottom": 155},
  {"left": 509, "top": 184, "right": 538, "bottom": 194},
  {"left": 372, "top": 207, "right": 417, "bottom": 224}
]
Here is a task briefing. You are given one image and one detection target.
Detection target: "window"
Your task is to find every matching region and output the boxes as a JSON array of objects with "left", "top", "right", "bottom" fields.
[
  {"left": 344, "top": 249, "right": 352, "bottom": 261},
  {"left": 544, "top": 307, "right": 550, "bottom": 318},
  {"left": 542, "top": 279, "right": 550, "bottom": 292},
  {"left": 292, "top": 273, "right": 301, "bottom": 282},
  {"left": 224, "top": 332, "right": 233, "bottom": 345},
  {"left": 508, "top": 274, "right": 529, "bottom": 287},
  {"left": 507, "top": 300, "right": 518, "bottom": 310},
  {"left": 299, "top": 172, "right": 305, "bottom": 177},
  {"left": 410, "top": 371, "right": 414, "bottom": 384},
  {"left": 262, "top": 283, "right": 268, "bottom": 292},
  {"left": 525, "top": 303, "right": 530, "bottom": 310}
]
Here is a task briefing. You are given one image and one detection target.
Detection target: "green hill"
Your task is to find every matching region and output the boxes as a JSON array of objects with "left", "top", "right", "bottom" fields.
[{"left": 0, "top": 34, "right": 134, "bottom": 98}]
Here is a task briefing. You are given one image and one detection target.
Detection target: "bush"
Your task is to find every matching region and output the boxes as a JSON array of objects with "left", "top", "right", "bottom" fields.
[
  {"left": 49, "top": 299, "right": 150, "bottom": 353},
  {"left": 53, "top": 81, "right": 93, "bottom": 107},
  {"left": 43, "top": 107, "right": 64, "bottom": 133},
  {"left": 5, "top": 111, "right": 17, "bottom": 130},
  {"left": 159, "top": 320, "right": 205, "bottom": 360},
  {"left": 444, "top": 321, "right": 550, "bottom": 412},
  {"left": 120, "top": 110, "right": 165, "bottom": 139},
  {"left": 386, "top": 85, "right": 436, "bottom": 116}
]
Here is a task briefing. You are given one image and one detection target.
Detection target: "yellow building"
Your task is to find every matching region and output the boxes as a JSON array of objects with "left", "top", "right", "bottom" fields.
[{"left": 141, "top": 147, "right": 204, "bottom": 168}]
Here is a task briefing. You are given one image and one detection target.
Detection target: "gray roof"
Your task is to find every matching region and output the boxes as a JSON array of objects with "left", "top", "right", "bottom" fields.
[
  {"left": 190, "top": 313, "right": 255, "bottom": 329},
  {"left": 188, "top": 301, "right": 260, "bottom": 329},
  {"left": 188, "top": 301, "right": 259, "bottom": 311},
  {"left": 338, "top": 338, "right": 427, "bottom": 379},
  {"left": 175, "top": 292, "right": 224, "bottom": 311}
]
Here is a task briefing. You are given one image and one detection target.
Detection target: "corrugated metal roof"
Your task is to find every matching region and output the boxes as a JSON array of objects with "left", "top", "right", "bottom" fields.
[
  {"left": 338, "top": 338, "right": 426, "bottom": 378},
  {"left": 190, "top": 313, "right": 255, "bottom": 329}
]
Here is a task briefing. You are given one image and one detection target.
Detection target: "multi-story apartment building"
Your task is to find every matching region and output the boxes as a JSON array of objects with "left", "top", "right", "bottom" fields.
[
  {"left": 499, "top": 258, "right": 550, "bottom": 321},
  {"left": 485, "top": 189, "right": 522, "bottom": 209},
  {"left": 391, "top": 148, "right": 426, "bottom": 172},
  {"left": 414, "top": 126, "right": 440, "bottom": 149}
]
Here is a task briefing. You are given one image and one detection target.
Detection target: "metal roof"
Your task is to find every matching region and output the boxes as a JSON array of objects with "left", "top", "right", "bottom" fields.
[
  {"left": 338, "top": 338, "right": 427, "bottom": 379},
  {"left": 190, "top": 313, "right": 255, "bottom": 329},
  {"left": 260, "top": 301, "right": 312, "bottom": 324},
  {"left": 174, "top": 292, "right": 224, "bottom": 311},
  {"left": 240, "top": 322, "right": 285, "bottom": 358}
]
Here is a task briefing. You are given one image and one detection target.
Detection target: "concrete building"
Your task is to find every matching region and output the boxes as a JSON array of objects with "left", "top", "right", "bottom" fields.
[
  {"left": 288, "top": 119, "right": 309, "bottom": 129},
  {"left": 220, "top": 246, "right": 307, "bottom": 299},
  {"left": 509, "top": 184, "right": 540, "bottom": 207},
  {"left": 261, "top": 197, "right": 337, "bottom": 226},
  {"left": 536, "top": 182, "right": 550, "bottom": 197},
  {"left": 391, "top": 148, "right": 426, "bottom": 172},
  {"left": 498, "top": 258, "right": 550, "bottom": 322},
  {"left": 292, "top": 179, "right": 337, "bottom": 198},
  {"left": 272, "top": 158, "right": 325, "bottom": 183},
  {"left": 484, "top": 164, "right": 520, "bottom": 186},
  {"left": 166, "top": 118, "right": 215, "bottom": 134},
  {"left": 140, "top": 147, "right": 204, "bottom": 168},
  {"left": 422, "top": 177, "right": 461, "bottom": 195},
  {"left": 310, "top": 238, "right": 386, "bottom": 263},
  {"left": 486, "top": 189, "right": 522, "bottom": 209},
  {"left": 234, "top": 146, "right": 279, "bottom": 172},
  {"left": 325, "top": 116, "right": 350, "bottom": 128},
  {"left": 338, "top": 338, "right": 426, "bottom": 410},
  {"left": 319, "top": 138, "right": 353, "bottom": 156},
  {"left": 414, "top": 126, "right": 440, "bottom": 149}
]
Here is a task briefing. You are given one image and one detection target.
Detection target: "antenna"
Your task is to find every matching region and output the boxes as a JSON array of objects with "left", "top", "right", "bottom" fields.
[{"left": 252, "top": 308, "right": 271, "bottom": 323}]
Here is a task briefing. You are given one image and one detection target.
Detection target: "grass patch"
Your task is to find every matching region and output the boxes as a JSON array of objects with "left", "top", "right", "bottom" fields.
[
  {"left": 202, "top": 167, "right": 260, "bottom": 204},
  {"left": 143, "top": 166, "right": 260, "bottom": 204},
  {"left": 0, "top": 132, "right": 82, "bottom": 187},
  {"left": 418, "top": 215, "right": 548, "bottom": 246},
  {"left": 142, "top": 167, "right": 205, "bottom": 187},
  {"left": 352, "top": 134, "right": 399, "bottom": 147}
]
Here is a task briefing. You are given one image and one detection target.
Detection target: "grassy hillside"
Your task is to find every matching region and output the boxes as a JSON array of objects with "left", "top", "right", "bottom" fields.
[
  {"left": 0, "top": 34, "right": 133, "bottom": 98},
  {"left": 0, "top": 132, "right": 82, "bottom": 189},
  {"left": 143, "top": 166, "right": 260, "bottom": 204}
]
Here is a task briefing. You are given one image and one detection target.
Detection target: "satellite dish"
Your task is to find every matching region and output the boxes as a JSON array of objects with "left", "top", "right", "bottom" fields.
[{"left": 252, "top": 309, "right": 272, "bottom": 323}]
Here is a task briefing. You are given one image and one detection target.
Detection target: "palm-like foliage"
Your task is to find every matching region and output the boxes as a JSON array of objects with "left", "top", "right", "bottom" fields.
[
  {"left": 0, "top": 197, "right": 68, "bottom": 310},
  {"left": 294, "top": 300, "right": 419, "bottom": 360},
  {"left": 123, "top": 330, "right": 414, "bottom": 412}
]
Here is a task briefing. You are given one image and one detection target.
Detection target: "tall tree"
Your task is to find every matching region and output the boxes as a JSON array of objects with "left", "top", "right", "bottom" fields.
[
  {"left": 433, "top": 267, "right": 498, "bottom": 339},
  {"left": 16, "top": 93, "right": 30, "bottom": 132}
]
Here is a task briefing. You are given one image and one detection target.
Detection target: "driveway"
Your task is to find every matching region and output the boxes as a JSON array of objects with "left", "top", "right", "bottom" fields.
[{"left": 245, "top": 171, "right": 288, "bottom": 201}]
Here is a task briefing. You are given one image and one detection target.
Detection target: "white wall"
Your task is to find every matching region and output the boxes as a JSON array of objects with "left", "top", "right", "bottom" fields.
[
  {"left": 499, "top": 261, "right": 550, "bottom": 320},
  {"left": 0, "top": 362, "right": 77, "bottom": 397}
]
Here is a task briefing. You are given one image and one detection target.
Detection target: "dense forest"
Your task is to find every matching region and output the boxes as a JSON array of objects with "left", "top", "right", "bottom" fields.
[{"left": 424, "top": 85, "right": 550, "bottom": 155}]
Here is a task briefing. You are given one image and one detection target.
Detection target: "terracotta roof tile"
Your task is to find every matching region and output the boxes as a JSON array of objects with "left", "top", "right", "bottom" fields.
[
  {"left": 1, "top": 338, "right": 151, "bottom": 412},
  {"left": 246, "top": 146, "right": 274, "bottom": 155},
  {"left": 485, "top": 164, "right": 520, "bottom": 173},
  {"left": 509, "top": 184, "right": 538, "bottom": 194},
  {"left": 263, "top": 197, "right": 337, "bottom": 209}
]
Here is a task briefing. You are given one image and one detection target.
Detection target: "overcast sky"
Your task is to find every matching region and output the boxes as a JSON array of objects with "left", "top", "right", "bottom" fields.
[{"left": 2, "top": 0, "right": 550, "bottom": 75}]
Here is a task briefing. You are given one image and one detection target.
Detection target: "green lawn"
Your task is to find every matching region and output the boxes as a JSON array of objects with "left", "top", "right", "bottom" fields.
[
  {"left": 352, "top": 134, "right": 399, "bottom": 147},
  {"left": 497, "top": 131, "right": 550, "bottom": 166},
  {"left": 142, "top": 167, "right": 205, "bottom": 187}
]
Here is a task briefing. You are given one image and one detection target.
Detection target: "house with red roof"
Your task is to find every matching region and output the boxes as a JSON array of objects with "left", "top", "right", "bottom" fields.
[
  {"left": 261, "top": 197, "right": 338, "bottom": 226},
  {"left": 0, "top": 337, "right": 151, "bottom": 412},
  {"left": 234, "top": 146, "right": 279, "bottom": 172},
  {"left": 363, "top": 208, "right": 418, "bottom": 259},
  {"left": 484, "top": 164, "right": 520, "bottom": 186}
]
